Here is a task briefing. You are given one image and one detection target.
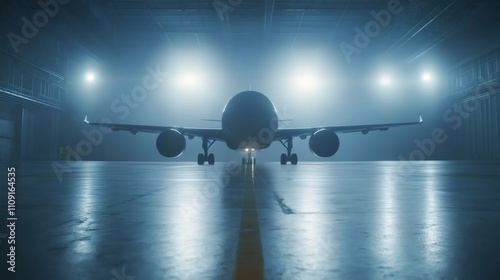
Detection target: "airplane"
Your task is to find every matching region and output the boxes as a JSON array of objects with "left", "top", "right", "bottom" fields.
[{"left": 84, "top": 90, "right": 423, "bottom": 165}]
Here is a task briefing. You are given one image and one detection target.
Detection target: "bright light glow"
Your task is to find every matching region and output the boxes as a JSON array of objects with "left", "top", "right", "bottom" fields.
[
  {"left": 174, "top": 72, "right": 204, "bottom": 89},
  {"left": 272, "top": 49, "right": 334, "bottom": 94},
  {"left": 422, "top": 72, "right": 432, "bottom": 82},
  {"left": 165, "top": 48, "right": 223, "bottom": 93},
  {"left": 379, "top": 75, "right": 392, "bottom": 86},
  {"left": 245, "top": 148, "right": 249, "bottom": 152},
  {"left": 85, "top": 72, "right": 95, "bottom": 83},
  {"left": 294, "top": 73, "right": 320, "bottom": 90}
]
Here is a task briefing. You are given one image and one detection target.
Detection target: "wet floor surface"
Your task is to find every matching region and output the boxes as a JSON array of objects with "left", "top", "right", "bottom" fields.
[{"left": 0, "top": 161, "right": 499, "bottom": 279}]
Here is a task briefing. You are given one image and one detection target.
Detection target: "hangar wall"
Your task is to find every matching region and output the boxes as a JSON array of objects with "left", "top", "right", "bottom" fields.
[
  {"left": 0, "top": 47, "right": 65, "bottom": 162},
  {"left": 447, "top": 43, "right": 500, "bottom": 160},
  {"left": 0, "top": 0, "right": 121, "bottom": 163}
]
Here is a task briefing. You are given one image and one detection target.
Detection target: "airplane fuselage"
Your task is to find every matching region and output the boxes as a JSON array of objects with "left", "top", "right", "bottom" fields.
[
  {"left": 221, "top": 91, "right": 278, "bottom": 151},
  {"left": 86, "top": 89, "right": 422, "bottom": 165}
]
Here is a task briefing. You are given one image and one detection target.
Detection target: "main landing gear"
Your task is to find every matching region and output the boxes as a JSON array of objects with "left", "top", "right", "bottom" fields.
[
  {"left": 242, "top": 149, "right": 256, "bottom": 165},
  {"left": 197, "top": 137, "right": 215, "bottom": 165},
  {"left": 279, "top": 137, "right": 298, "bottom": 165}
]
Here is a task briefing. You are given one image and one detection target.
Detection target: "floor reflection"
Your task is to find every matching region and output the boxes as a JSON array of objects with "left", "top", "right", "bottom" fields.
[
  {"left": 376, "top": 167, "right": 401, "bottom": 272},
  {"left": 422, "top": 167, "right": 444, "bottom": 267},
  {"left": 153, "top": 164, "right": 238, "bottom": 279},
  {"left": 3, "top": 161, "right": 500, "bottom": 279},
  {"left": 72, "top": 169, "right": 97, "bottom": 255}
]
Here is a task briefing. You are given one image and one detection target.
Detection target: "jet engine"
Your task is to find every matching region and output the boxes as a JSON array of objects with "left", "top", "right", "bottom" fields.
[
  {"left": 156, "top": 129, "right": 186, "bottom": 157},
  {"left": 309, "top": 129, "right": 340, "bottom": 157}
]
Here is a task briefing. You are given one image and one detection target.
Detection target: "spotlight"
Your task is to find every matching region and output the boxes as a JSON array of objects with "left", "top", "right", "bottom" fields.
[
  {"left": 178, "top": 73, "right": 199, "bottom": 87},
  {"left": 85, "top": 72, "right": 96, "bottom": 83},
  {"left": 422, "top": 72, "right": 432, "bottom": 82},
  {"left": 380, "top": 75, "right": 392, "bottom": 86},
  {"left": 172, "top": 71, "right": 206, "bottom": 90},
  {"left": 295, "top": 73, "right": 320, "bottom": 90}
]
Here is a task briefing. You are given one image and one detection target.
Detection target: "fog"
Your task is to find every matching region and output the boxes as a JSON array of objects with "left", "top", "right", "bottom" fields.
[
  {"left": 57, "top": 5, "right": 498, "bottom": 163},
  {"left": 65, "top": 40, "right": 432, "bottom": 163}
]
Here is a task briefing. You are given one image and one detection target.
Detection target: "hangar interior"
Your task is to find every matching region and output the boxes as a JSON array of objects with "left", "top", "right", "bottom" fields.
[{"left": 1, "top": 0, "right": 499, "bottom": 163}]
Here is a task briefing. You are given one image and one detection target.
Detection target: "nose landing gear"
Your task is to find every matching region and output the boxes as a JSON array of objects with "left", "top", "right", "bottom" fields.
[{"left": 242, "top": 149, "right": 256, "bottom": 165}]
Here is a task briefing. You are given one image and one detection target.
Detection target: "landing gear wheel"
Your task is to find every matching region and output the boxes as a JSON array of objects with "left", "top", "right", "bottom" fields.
[
  {"left": 197, "top": 153, "right": 205, "bottom": 165},
  {"left": 197, "top": 137, "right": 215, "bottom": 165},
  {"left": 208, "top": 153, "right": 215, "bottom": 165},
  {"left": 280, "top": 153, "right": 287, "bottom": 165},
  {"left": 279, "top": 137, "right": 298, "bottom": 165},
  {"left": 253, "top": 158, "right": 256, "bottom": 165}
]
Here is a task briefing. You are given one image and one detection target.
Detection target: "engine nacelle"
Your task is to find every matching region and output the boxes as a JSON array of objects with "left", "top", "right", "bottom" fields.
[
  {"left": 156, "top": 129, "right": 186, "bottom": 158},
  {"left": 309, "top": 129, "right": 340, "bottom": 157}
]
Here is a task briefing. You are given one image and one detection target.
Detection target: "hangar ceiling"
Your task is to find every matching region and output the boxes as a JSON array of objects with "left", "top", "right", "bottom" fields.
[
  {"left": 100, "top": 0, "right": 499, "bottom": 62},
  {"left": 7, "top": 0, "right": 497, "bottom": 66},
  {"left": 2, "top": 0, "right": 498, "bottom": 74}
]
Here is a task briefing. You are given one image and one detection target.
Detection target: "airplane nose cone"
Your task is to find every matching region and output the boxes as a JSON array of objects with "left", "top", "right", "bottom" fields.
[{"left": 222, "top": 91, "right": 278, "bottom": 150}]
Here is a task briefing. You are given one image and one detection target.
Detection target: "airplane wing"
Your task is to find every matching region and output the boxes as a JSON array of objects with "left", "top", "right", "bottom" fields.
[
  {"left": 84, "top": 116, "right": 226, "bottom": 141},
  {"left": 273, "top": 116, "right": 423, "bottom": 140}
]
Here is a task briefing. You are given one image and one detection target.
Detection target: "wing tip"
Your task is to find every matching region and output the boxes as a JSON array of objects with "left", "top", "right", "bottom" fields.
[
  {"left": 84, "top": 115, "right": 89, "bottom": 124},
  {"left": 419, "top": 115, "right": 423, "bottom": 123},
  {"left": 200, "top": 119, "right": 221, "bottom": 122}
]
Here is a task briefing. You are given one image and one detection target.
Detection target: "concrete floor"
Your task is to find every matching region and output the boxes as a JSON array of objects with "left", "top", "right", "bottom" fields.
[{"left": 1, "top": 160, "right": 499, "bottom": 279}]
